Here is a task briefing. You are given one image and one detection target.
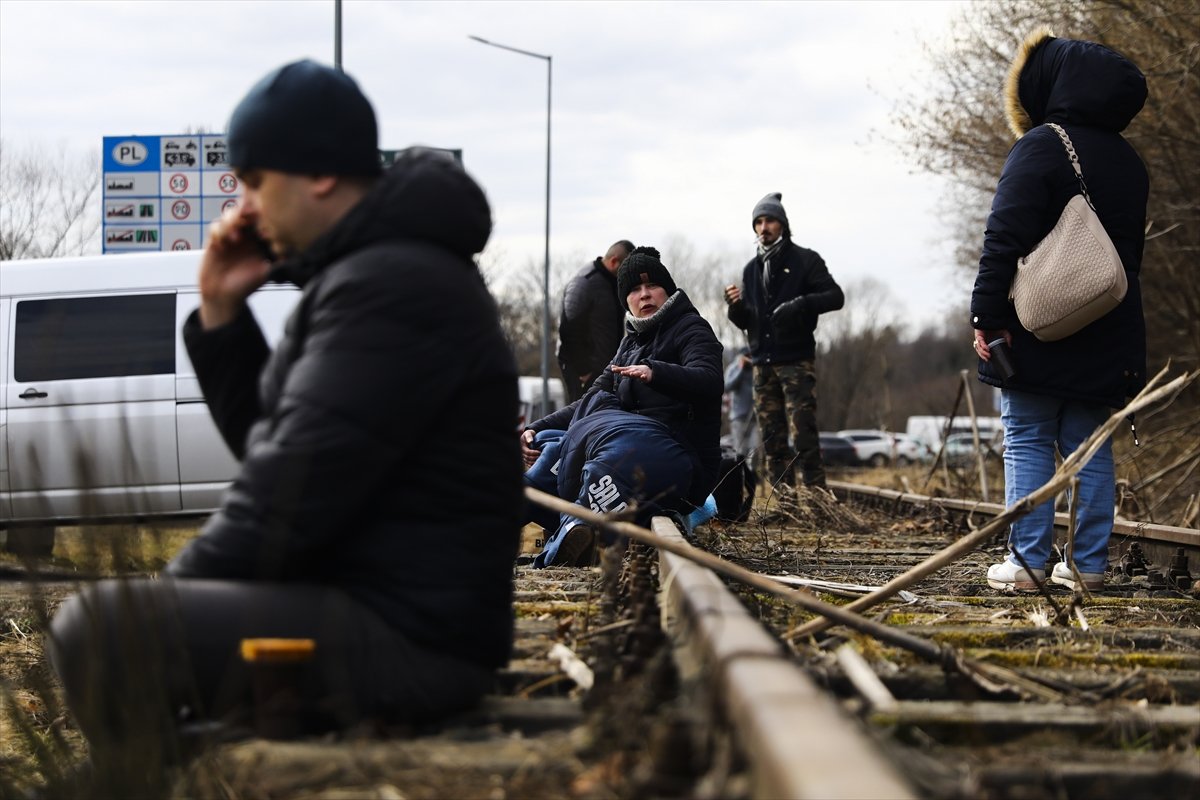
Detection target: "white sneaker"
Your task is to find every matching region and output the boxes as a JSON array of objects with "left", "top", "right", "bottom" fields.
[
  {"left": 986, "top": 559, "right": 1045, "bottom": 591},
  {"left": 1050, "top": 561, "right": 1104, "bottom": 591}
]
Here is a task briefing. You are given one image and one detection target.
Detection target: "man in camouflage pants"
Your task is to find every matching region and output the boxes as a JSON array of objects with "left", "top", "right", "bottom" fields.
[{"left": 725, "top": 193, "right": 844, "bottom": 491}]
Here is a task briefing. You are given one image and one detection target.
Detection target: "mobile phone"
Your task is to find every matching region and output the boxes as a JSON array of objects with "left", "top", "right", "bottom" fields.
[
  {"left": 988, "top": 338, "right": 1017, "bottom": 382},
  {"left": 240, "top": 224, "right": 276, "bottom": 262}
]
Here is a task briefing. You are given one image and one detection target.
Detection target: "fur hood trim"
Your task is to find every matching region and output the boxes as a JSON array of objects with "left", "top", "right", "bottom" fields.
[{"left": 1005, "top": 27, "right": 1055, "bottom": 139}]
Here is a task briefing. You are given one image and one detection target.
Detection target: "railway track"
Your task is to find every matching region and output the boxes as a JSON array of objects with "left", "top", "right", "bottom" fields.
[{"left": 3, "top": 484, "right": 1198, "bottom": 798}]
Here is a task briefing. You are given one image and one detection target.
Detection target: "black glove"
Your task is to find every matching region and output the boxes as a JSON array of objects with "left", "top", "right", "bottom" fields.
[{"left": 770, "top": 297, "right": 805, "bottom": 328}]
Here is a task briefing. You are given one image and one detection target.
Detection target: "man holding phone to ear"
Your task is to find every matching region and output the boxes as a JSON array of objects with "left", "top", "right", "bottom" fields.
[{"left": 50, "top": 60, "right": 522, "bottom": 768}]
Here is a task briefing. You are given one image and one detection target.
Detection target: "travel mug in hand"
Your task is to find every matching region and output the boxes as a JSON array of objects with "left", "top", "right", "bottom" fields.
[{"left": 988, "top": 338, "right": 1017, "bottom": 382}]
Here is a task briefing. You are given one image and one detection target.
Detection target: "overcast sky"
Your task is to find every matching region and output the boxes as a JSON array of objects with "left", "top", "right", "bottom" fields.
[{"left": 1, "top": 0, "right": 977, "bottom": 333}]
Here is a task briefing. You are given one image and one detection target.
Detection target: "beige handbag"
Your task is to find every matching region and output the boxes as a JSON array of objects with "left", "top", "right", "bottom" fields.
[{"left": 1009, "top": 123, "right": 1126, "bottom": 342}]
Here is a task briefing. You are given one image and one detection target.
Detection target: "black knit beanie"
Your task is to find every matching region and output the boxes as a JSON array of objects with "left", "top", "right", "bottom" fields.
[
  {"left": 617, "top": 246, "right": 677, "bottom": 299},
  {"left": 228, "top": 60, "right": 381, "bottom": 176},
  {"left": 751, "top": 192, "right": 790, "bottom": 236}
]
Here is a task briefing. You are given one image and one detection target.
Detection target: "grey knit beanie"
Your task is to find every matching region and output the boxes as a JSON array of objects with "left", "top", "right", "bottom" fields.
[
  {"left": 751, "top": 192, "right": 790, "bottom": 236},
  {"left": 228, "top": 60, "right": 381, "bottom": 176}
]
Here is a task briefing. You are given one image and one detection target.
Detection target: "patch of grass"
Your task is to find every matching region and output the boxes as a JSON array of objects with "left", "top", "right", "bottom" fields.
[{"left": 0, "top": 521, "right": 199, "bottom": 576}]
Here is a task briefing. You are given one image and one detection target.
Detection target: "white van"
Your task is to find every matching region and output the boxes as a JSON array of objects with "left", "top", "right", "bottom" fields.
[
  {"left": 517, "top": 375, "right": 566, "bottom": 429},
  {"left": 905, "top": 414, "right": 1004, "bottom": 452},
  {"left": 0, "top": 251, "right": 300, "bottom": 545}
]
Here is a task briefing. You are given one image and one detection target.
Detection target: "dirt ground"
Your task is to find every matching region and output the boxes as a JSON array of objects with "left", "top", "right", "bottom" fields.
[{"left": 1, "top": 466, "right": 1195, "bottom": 798}]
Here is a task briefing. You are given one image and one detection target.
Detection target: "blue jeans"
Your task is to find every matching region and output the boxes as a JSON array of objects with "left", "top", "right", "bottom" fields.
[{"left": 1001, "top": 390, "right": 1114, "bottom": 574}]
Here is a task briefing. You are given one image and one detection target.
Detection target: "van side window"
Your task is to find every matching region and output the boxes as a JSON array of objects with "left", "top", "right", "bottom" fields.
[{"left": 14, "top": 294, "right": 176, "bottom": 382}]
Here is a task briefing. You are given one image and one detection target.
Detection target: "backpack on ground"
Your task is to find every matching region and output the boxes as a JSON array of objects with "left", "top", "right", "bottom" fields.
[{"left": 712, "top": 446, "right": 757, "bottom": 523}]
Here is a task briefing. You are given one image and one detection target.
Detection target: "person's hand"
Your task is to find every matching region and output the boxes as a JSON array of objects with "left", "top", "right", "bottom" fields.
[
  {"left": 198, "top": 205, "right": 273, "bottom": 329},
  {"left": 724, "top": 284, "right": 742, "bottom": 305},
  {"left": 520, "top": 428, "right": 540, "bottom": 468},
  {"left": 739, "top": 354, "right": 751, "bottom": 368},
  {"left": 972, "top": 328, "right": 1011, "bottom": 362},
  {"left": 611, "top": 364, "right": 653, "bottom": 383},
  {"left": 579, "top": 372, "right": 593, "bottom": 387}
]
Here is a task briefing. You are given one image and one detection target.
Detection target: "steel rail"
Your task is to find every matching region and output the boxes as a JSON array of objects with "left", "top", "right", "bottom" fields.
[{"left": 651, "top": 516, "right": 915, "bottom": 799}]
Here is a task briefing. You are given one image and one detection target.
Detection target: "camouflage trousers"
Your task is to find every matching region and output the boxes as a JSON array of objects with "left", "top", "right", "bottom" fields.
[{"left": 753, "top": 360, "right": 825, "bottom": 490}]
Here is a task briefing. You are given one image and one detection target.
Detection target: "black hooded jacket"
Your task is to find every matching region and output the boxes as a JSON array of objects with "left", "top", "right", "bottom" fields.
[
  {"left": 168, "top": 151, "right": 523, "bottom": 670},
  {"left": 727, "top": 240, "right": 844, "bottom": 365},
  {"left": 531, "top": 291, "right": 723, "bottom": 505},
  {"left": 971, "top": 32, "right": 1149, "bottom": 407}
]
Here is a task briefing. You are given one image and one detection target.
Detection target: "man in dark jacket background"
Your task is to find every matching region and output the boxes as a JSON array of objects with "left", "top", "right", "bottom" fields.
[
  {"left": 557, "top": 239, "right": 633, "bottom": 402},
  {"left": 725, "top": 193, "right": 844, "bottom": 491},
  {"left": 50, "top": 60, "right": 522, "bottom": 773}
]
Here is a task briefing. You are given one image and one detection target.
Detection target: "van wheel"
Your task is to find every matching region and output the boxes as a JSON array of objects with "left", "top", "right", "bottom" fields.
[
  {"left": 869, "top": 453, "right": 889, "bottom": 467},
  {"left": 3, "top": 527, "right": 56, "bottom": 558},
  {"left": 896, "top": 455, "right": 911, "bottom": 466}
]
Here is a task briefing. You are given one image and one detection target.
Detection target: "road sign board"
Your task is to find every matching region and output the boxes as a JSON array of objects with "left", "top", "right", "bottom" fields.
[{"left": 103, "top": 133, "right": 236, "bottom": 253}]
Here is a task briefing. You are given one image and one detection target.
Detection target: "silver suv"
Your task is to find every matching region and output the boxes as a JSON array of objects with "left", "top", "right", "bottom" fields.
[{"left": 836, "top": 430, "right": 930, "bottom": 466}]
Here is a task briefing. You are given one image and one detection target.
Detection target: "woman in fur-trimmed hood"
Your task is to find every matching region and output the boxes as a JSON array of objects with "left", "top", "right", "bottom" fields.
[{"left": 970, "top": 30, "right": 1148, "bottom": 593}]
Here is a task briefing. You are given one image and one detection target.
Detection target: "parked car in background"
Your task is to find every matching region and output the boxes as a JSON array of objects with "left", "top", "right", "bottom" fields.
[
  {"left": 819, "top": 433, "right": 861, "bottom": 467},
  {"left": 943, "top": 431, "right": 1005, "bottom": 467},
  {"left": 836, "top": 430, "right": 931, "bottom": 466}
]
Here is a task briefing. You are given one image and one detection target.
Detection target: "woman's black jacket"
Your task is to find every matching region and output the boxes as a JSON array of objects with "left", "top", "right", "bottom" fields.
[
  {"left": 530, "top": 291, "right": 724, "bottom": 506},
  {"left": 971, "top": 34, "right": 1149, "bottom": 408}
]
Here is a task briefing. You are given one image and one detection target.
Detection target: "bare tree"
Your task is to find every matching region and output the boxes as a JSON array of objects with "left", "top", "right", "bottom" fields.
[
  {"left": 659, "top": 233, "right": 744, "bottom": 349},
  {"left": 0, "top": 138, "right": 101, "bottom": 260}
]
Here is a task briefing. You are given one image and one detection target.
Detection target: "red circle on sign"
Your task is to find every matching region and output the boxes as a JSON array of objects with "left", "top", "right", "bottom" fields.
[
  {"left": 171, "top": 200, "right": 191, "bottom": 220},
  {"left": 172, "top": 239, "right": 191, "bottom": 251},
  {"left": 222, "top": 198, "right": 238, "bottom": 212},
  {"left": 218, "top": 173, "right": 238, "bottom": 193},
  {"left": 169, "top": 173, "right": 189, "bottom": 193}
]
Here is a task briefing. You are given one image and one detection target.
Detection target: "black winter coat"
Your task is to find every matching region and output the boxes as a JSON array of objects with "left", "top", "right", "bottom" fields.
[
  {"left": 532, "top": 291, "right": 723, "bottom": 506},
  {"left": 556, "top": 258, "right": 624, "bottom": 386},
  {"left": 971, "top": 33, "right": 1148, "bottom": 408},
  {"left": 168, "top": 151, "right": 523, "bottom": 670},
  {"left": 727, "top": 240, "right": 844, "bottom": 364}
]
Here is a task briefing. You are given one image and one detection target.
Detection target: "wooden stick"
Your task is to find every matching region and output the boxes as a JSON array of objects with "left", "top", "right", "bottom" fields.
[
  {"left": 525, "top": 486, "right": 945, "bottom": 663},
  {"left": 922, "top": 379, "right": 965, "bottom": 492},
  {"left": 836, "top": 644, "right": 898, "bottom": 712},
  {"left": 961, "top": 369, "right": 990, "bottom": 503},
  {"left": 525, "top": 488, "right": 1062, "bottom": 701},
  {"left": 788, "top": 367, "right": 1195, "bottom": 639}
]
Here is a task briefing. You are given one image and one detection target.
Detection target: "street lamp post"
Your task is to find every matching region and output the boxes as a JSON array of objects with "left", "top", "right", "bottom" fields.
[
  {"left": 334, "top": 0, "right": 342, "bottom": 71},
  {"left": 469, "top": 35, "right": 552, "bottom": 417}
]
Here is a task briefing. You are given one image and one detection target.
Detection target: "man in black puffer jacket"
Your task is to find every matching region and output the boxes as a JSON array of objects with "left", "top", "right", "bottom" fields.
[
  {"left": 50, "top": 60, "right": 522, "bottom": 761},
  {"left": 557, "top": 240, "right": 634, "bottom": 402}
]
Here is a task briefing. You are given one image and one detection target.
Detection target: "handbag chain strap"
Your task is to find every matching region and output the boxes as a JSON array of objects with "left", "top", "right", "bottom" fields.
[{"left": 1047, "top": 122, "right": 1097, "bottom": 211}]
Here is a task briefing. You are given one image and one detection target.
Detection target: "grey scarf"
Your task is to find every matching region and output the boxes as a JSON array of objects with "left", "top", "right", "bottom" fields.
[
  {"left": 758, "top": 238, "right": 784, "bottom": 284},
  {"left": 625, "top": 291, "right": 682, "bottom": 335}
]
